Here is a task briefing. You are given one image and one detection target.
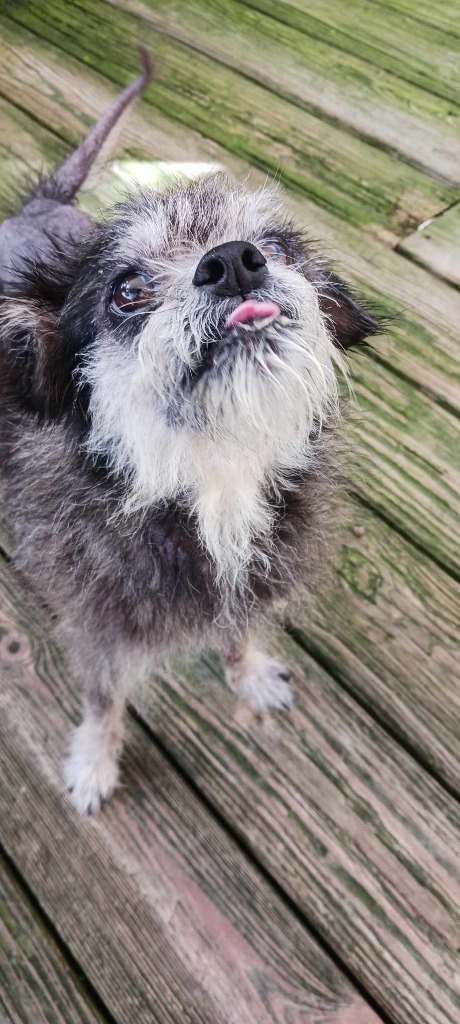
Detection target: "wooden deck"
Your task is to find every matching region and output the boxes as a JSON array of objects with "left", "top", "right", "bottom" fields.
[{"left": 1, "top": 2, "right": 459, "bottom": 1022}]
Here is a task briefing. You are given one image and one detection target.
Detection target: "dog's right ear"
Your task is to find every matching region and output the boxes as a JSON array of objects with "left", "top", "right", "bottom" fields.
[
  {"left": 0, "top": 293, "right": 77, "bottom": 418},
  {"left": 0, "top": 227, "right": 92, "bottom": 418},
  {"left": 0, "top": 297, "right": 57, "bottom": 415}
]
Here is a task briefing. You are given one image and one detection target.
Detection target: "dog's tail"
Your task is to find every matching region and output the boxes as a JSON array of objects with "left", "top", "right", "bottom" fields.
[{"left": 35, "top": 48, "right": 153, "bottom": 204}]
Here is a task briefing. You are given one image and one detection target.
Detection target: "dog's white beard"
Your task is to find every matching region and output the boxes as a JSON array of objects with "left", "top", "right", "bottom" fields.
[{"left": 82, "top": 291, "right": 342, "bottom": 588}]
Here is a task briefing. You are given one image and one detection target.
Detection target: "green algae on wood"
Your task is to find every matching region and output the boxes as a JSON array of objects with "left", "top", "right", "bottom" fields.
[
  {"left": 110, "top": 0, "right": 460, "bottom": 185},
  {"left": 300, "top": 509, "right": 460, "bottom": 793},
  {"left": 3, "top": 0, "right": 457, "bottom": 238},
  {"left": 239, "top": 0, "right": 460, "bottom": 106}
]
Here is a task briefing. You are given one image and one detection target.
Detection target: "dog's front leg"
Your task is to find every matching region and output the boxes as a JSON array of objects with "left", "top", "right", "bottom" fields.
[
  {"left": 63, "top": 638, "right": 131, "bottom": 814},
  {"left": 223, "top": 637, "right": 294, "bottom": 712},
  {"left": 65, "top": 690, "right": 125, "bottom": 814}
]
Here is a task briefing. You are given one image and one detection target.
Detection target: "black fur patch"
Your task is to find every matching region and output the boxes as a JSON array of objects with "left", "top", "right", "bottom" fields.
[{"left": 317, "top": 269, "right": 380, "bottom": 350}]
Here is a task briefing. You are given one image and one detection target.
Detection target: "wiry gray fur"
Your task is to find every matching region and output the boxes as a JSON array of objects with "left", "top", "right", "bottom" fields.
[{"left": 0, "top": 58, "right": 379, "bottom": 812}]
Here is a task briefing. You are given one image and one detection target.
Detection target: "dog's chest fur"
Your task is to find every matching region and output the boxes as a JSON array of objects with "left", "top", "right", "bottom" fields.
[{"left": 2, "top": 414, "right": 336, "bottom": 649}]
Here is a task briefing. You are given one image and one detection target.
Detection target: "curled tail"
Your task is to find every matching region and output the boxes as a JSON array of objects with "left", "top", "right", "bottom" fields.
[{"left": 35, "top": 48, "right": 153, "bottom": 203}]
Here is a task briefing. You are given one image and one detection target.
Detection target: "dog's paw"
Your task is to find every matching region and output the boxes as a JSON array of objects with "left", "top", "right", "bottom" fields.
[
  {"left": 229, "top": 649, "right": 294, "bottom": 712},
  {"left": 64, "top": 722, "right": 120, "bottom": 815}
]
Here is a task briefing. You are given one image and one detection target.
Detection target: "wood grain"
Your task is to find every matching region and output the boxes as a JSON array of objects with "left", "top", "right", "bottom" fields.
[
  {"left": 239, "top": 0, "right": 460, "bottom": 104},
  {"left": 358, "top": 0, "right": 460, "bottom": 36},
  {"left": 303, "top": 508, "right": 460, "bottom": 794},
  {"left": 4, "top": 1, "right": 457, "bottom": 241},
  {"left": 397, "top": 203, "right": 460, "bottom": 287},
  {"left": 0, "top": 554, "right": 381, "bottom": 1024},
  {"left": 347, "top": 351, "right": 460, "bottom": 579},
  {"left": 108, "top": 0, "right": 460, "bottom": 185},
  {"left": 0, "top": 856, "right": 107, "bottom": 1024},
  {"left": 138, "top": 620, "right": 460, "bottom": 1024},
  {"left": 0, "top": 95, "right": 67, "bottom": 220}
]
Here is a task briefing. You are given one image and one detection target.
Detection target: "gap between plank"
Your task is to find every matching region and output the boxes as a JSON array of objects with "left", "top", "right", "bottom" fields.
[
  {"left": 285, "top": 622, "right": 460, "bottom": 805},
  {"left": 0, "top": 844, "right": 119, "bottom": 1024},
  {"left": 360, "top": 347, "right": 460, "bottom": 422},
  {"left": 116, "top": 10, "right": 459, "bottom": 188},
  {"left": 395, "top": 246, "right": 460, "bottom": 295},
  {"left": 234, "top": 0, "right": 460, "bottom": 106},
  {"left": 347, "top": 484, "right": 460, "bottom": 586},
  {"left": 128, "top": 703, "right": 393, "bottom": 1024},
  {"left": 356, "top": 0, "right": 460, "bottom": 40}
]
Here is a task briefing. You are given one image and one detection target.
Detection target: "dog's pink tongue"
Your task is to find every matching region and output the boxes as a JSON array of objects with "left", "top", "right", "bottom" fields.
[{"left": 225, "top": 299, "right": 280, "bottom": 329}]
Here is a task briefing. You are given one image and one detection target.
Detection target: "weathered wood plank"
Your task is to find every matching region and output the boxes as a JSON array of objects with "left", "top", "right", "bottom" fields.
[
  {"left": 140, "top": 618, "right": 460, "bottom": 1024},
  {"left": 348, "top": 351, "right": 460, "bottom": 578},
  {"left": 0, "top": 78, "right": 458, "bottom": 576},
  {"left": 239, "top": 0, "right": 460, "bottom": 104},
  {"left": 0, "top": 95, "right": 67, "bottom": 219},
  {"left": 4, "top": 2, "right": 457, "bottom": 241},
  {"left": 0, "top": 10, "right": 458, "bottom": 1024},
  {"left": 302, "top": 508, "right": 460, "bottom": 794},
  {"left": 361, "top": 0, "right": 460, "bottom": 36},
  {"left": 108, "top": 0, "right": 460, "bottom": 185},
  {"left": 397, "top": 203, "right": 460, "bottom": 287},
  {"left": 1, "top": 10, "right": 459, "bottom": 416},
  {"left": 0, "top": 555, "right": 381, "bottom": 1024},
  {"left": 0, "top": 857, "right": 107, "bottom": 1024}
]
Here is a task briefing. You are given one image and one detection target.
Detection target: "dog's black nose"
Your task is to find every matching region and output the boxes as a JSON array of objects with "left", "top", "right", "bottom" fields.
[{"left": 193, "top": 241, "right": 267, "bottom": 297}]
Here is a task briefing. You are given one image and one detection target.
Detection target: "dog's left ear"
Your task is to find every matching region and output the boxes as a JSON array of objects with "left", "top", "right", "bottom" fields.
[{"left": 318, "top": 270, "right": 380, "bottom": 350}]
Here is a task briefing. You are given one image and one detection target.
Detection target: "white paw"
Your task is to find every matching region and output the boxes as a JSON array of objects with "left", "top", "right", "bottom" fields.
[
  {"left": 64, "top": 720, "right": 121, "bottom": 815},
  {"left": 231, "top": 650, "right": 294, "bottom": 712}
]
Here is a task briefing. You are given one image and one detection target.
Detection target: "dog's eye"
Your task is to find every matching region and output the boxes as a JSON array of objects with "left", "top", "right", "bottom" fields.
[
  {"left": 110, "top": 273, "right": 155, "bottom": 315},
  {"left": 259, "top": 240, "right": 292, "bottom": 265}
]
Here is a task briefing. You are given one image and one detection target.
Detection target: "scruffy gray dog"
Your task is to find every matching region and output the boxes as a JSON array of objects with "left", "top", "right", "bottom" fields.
[{"left": 0, "top": 55, "right": 378, "bottom": 813}]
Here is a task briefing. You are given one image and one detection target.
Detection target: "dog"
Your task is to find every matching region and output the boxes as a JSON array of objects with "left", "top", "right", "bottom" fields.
[{"left": 0, "top": 54, "right": 379, "bottom": 813}]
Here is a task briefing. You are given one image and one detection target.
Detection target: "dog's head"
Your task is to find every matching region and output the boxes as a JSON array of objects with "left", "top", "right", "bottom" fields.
[{"left": 1, "top": 174, "right": 378, "bottom": 577}]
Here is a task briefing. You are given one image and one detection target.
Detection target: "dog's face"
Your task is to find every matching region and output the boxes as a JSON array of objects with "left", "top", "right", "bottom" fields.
[
  {"left": 95, "top": 176, "right": 336, "bottom": 429},
  {"left": 75, "top": 177, "right": 337, "bottom": 479},
  {"left": 3, "top": 174, "right": 377, "bottom": 579}
]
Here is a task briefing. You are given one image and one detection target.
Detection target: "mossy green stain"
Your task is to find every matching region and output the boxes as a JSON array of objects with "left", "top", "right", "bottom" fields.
[
  {"left": 340, "top": 546, "right": 384, "bottom": 602},
  {"left": 4, "top": 0, "right": 456, "bottom": 235}
]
